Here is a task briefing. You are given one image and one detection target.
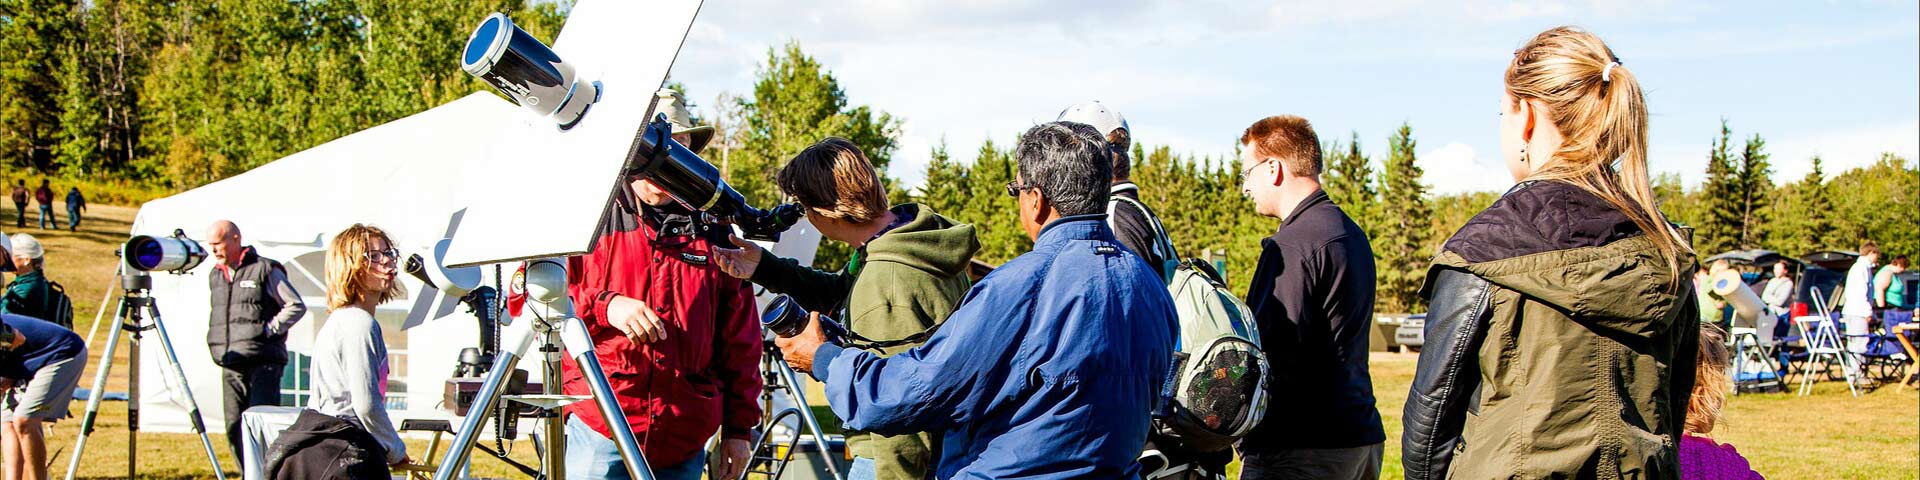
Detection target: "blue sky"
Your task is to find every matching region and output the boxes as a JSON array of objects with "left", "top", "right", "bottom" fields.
[{"left": 666, "top": 0, "right": 1919, "bottom": 194}]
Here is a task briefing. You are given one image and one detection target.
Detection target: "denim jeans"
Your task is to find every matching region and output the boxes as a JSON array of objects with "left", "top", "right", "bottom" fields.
[
  {"left": 565, "top": 416, "right": 707, "bottom": 480},
  {"left": 37, "top": 205, "right": 51, "bottom": 229},
  {"left": 847, "top": 457, "right": 878, "bottom": 480}
]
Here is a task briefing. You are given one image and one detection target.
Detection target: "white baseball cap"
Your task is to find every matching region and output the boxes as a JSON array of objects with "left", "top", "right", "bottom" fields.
[
  {"left": 8, "top": 233, "right": 41, "bottom": 260},
  {"left": 1056, "top": 101, "right": 1129, "bottom": 138}
]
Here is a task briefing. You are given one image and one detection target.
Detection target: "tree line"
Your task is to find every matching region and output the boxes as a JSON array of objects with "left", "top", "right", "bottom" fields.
[{"left": 5, "top": 1, "right": 1913, "bottom": 313}]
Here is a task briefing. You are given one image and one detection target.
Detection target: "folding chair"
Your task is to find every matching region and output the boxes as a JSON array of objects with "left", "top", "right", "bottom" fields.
[
  {"left": 1730, "top": 300, "right": 1785, "bottom": 394},
  {"left": 1799, "top": 293, "right": 1862, "bottom": 397},
  {"left": 1730, "top": 326, "right": 1784, "bottom": 394}
]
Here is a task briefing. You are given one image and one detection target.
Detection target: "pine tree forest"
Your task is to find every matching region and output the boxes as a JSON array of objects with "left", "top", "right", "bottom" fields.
[{"left": 4, "top": 1, "right": 1916, "bottom": 313}]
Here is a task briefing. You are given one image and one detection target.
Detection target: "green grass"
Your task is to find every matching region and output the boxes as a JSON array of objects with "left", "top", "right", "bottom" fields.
[{"left": 9, "top": 204, "right": 1915, "bottom": 479}]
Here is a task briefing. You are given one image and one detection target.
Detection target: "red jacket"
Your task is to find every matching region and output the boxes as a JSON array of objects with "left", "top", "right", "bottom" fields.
[{"left": 562, "top": 196, "right": 761, "bottom": 466}]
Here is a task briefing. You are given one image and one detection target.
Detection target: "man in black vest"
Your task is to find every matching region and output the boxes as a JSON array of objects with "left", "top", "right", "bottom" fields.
[{"left": 205, "top": 220, "right": 307, "bottom": 459}]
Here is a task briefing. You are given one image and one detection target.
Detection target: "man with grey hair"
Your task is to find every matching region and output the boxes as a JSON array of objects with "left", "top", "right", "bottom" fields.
[
  {"left": 773, "top": 121, "right": 1177, "bottom": 478},
  {"left": 204, "top": 220, "right": 307, "bottom": 460}
]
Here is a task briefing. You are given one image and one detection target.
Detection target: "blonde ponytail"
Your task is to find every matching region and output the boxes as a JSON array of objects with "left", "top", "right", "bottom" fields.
[{"left": 1506, "top": 26, "right": 1692, "bottom": 286}]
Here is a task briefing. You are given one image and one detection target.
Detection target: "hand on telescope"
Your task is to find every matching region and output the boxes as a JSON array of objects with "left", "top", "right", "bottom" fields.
[
  {"left": 773, "top": 311, "right": 828, "bottom": 373},
  {"left": 606, "top": 295, "right": 668, "bottom": 344},
  {"left": 714, "top": 438, "right": 752, "bottom": 480},
  {"left": 711, "top": 235, "right": 764, "bottom": 280}
]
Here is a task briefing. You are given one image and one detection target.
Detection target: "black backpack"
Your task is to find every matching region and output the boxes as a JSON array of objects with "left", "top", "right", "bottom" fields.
[{"left": 44, "top": 280, "right": 74, "bottom": 330}]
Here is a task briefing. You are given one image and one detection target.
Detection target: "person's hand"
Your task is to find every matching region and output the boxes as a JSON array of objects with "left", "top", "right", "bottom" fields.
[
  {"left": 773, "top": 312, "right": 828, "bottom": 373},
  {"left": 711, "top": 235, "right": 765, "bottom": 280},
  {"left": 391, "top": 454, "right": 412, "bottom": 467},
  {"left": 713, "top": 438, "right": 753, "bottom": 480},
  {"left": 605, "top": 295, "right": 668, "bottom": 343}
]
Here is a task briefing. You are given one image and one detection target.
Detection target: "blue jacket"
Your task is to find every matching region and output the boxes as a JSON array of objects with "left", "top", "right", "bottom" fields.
[{"left": 811, "top": 215, "right": 1178, "bottom": 479}]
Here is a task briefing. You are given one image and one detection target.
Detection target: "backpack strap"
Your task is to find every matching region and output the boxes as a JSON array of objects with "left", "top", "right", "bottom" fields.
[{"left": 1109, "top": 194, "right": 1181, "bottom": 279}]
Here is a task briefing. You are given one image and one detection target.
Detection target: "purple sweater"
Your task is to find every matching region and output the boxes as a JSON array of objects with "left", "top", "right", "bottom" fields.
[{"left": 1680, "top": 434, "right": 1763, "bottom": 479}]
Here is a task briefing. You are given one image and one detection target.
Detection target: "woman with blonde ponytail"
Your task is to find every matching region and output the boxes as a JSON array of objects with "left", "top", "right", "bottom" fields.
[{"left": 1402, "top": 27, "right": 1702, "bottom": 480}]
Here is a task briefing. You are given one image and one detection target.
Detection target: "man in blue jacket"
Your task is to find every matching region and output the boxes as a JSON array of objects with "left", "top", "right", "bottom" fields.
[{"left": 775, "top": 121, "right": 1178, "bottom": 479}]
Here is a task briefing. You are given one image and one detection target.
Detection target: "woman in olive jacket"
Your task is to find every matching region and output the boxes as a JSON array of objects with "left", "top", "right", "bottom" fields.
[{"left": 1402, "top": 27, "right": 1700, "bottom": 480}]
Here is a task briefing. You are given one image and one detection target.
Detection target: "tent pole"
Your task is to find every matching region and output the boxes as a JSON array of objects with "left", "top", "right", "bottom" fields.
[{"left": 82, "top": 267, "right": 123, "bottom": 347}]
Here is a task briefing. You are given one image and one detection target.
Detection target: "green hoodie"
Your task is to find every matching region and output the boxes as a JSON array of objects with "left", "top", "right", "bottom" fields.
[{"left": 751, "top": 203, "right": 980, "bottom": 480}]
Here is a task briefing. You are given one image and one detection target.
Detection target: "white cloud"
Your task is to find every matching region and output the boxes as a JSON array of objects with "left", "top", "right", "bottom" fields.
[
  {"left": 1418, "top": 141, "right": 1516, "bottom": 194},
  {"left": 1768, "top": 119, "right": 1920, "bottom": 180}
]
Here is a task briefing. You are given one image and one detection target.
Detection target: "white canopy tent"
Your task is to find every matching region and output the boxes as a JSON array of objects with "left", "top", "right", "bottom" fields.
[{"left": 126, "top": 92, "right": 822, "bottom": 435}]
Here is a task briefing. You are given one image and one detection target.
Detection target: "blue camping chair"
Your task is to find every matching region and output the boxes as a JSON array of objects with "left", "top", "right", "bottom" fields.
[{"left": 1861, "top": 310, "right": 1914, "bottom": 384}]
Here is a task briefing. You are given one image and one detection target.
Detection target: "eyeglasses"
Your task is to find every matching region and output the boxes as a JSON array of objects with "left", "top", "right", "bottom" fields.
[
  {"left": 364, "top": 248, "right": 400, "bottom": 263},
  {"left": 1005, "top": 181, "right": 1039, "bottom": 197},
  {"left": 1240, "top": 158, "right": 1274, "bottom": 178}
]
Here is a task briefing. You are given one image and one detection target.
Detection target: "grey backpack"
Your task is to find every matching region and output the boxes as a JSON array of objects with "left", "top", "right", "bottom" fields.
[{"left": 1109, "top": 195, "right": 1270, "bottom": 454}]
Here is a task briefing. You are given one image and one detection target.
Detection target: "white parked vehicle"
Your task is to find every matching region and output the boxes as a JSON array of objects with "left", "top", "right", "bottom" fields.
[{"left": 1393, "top": 314, "right": 1427, "bottom": 353}]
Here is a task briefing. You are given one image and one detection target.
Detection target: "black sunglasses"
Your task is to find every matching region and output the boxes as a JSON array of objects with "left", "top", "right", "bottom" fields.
[{"left": 1005, "top": 181, "right": 1039, "bottom": 197}]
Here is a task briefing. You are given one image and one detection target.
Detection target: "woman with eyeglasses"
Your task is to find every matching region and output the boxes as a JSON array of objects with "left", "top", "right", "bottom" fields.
[{"left": 265, "top": 224, "right": 409, "bottom": 479}]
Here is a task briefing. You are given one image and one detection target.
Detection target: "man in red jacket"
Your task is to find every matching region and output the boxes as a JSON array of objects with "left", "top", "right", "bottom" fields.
[{"left": 561, "top": 91, "right": 757, "bottom": 480}]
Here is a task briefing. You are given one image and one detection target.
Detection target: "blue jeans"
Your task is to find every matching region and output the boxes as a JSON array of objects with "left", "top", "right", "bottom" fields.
[
  {"left": 65, "top": 206, "right": 79, "bottom": 230},
  {"left": 36, "top": 205, "right": 51, "bottom": 229},
  {"left": 848, "top": 457, "right": 878, "bottom": 480},
  {"left": 565, "top": 416, "right": 706, "bottom": 480}
]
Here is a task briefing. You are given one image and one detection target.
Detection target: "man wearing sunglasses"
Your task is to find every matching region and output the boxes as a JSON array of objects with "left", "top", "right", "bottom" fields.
[{"left": 204, "top": 219, "right": 308, "bottom": 460}]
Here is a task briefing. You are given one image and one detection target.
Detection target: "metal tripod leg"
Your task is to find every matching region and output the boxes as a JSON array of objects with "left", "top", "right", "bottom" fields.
[
  {"left": 62, "top": 298, "right": 131, "bottom": 480},
  {"left": 139, "top": 298, "right": 229, "bottom": 480},
  {"left": 433, "top": 316, "right": 655, "bottom": 480},
  {"left": 63, "top": 296, "right": 226, "bottom": 480},
  {"left": 771, "top": 355, "right": 844, "bottom": 480}
]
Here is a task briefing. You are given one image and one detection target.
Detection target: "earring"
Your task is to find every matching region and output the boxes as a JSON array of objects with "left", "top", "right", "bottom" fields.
[{"left": 1520, "top": 145, "right": 1528, "bottom": 163}]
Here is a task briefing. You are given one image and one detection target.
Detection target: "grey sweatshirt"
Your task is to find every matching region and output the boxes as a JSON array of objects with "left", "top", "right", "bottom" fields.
[{"left": 306, "top": 307, "right": 406, "bottom": 463}]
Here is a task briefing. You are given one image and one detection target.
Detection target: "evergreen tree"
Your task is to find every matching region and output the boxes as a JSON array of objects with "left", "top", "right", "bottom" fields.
[
  {"left": 56, "top": 41, "right": 104, "bottom": 176},
  {"left": 0, "top": 0, "right": 75, "bottom": 171},
  {"left": 730, "top": 41, "right": 902, "bottom": 270},
  {"left": 1376, "top": 123, "right": 1431, "bottom": 313},
  {"left": 1696, "top": 120, "right": 1742, "bottom": 254},
  {"left": 1732, "top": 133, "right": 1773, "bottom": 249},
  {"left": 1323, "top": 131, "right": 1378, "bottom": 237},
  {"left": 1768, "top": 156, "right": 1834, "bottom": 255}
]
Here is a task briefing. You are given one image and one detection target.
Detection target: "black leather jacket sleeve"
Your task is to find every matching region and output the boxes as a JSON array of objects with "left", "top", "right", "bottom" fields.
[{"left": 1402, "top": 268, "right": 1496, "bottom": 480}]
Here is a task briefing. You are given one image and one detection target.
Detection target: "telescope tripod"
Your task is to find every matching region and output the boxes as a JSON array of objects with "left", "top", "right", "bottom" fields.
[
  {"left": 64, "top": 274, "right": 227, "bottom": 480},
  {"left": 432, "top": 294, "right": 655, "bottom": 480},
  {"left": 737, "top": 338, "right": 844, "bottom": 480}
]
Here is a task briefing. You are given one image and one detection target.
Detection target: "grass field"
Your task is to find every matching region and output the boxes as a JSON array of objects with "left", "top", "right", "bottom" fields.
[{"left": 5, "top": 204, "right": 1915, "bottom": 479}]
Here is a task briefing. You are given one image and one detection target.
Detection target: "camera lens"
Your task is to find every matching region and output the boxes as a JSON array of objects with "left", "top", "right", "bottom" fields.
[{"left": 762, "top": 295, "right": 808, "bottom": 338}]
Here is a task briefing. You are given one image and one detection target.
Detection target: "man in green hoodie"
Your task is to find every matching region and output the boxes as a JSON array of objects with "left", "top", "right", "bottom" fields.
[{"left": 713, "top": 137, "right": 980, "bottom": 480}]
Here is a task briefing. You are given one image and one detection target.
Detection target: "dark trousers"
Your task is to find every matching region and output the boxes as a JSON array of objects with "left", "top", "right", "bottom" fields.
[
  {"left": 11, "top": 202, "right": 22, "bottom": 227},
  {"left": 223, "top": 362, "right": 285, "bottom": 459},
  {"left": 1239, "top": 443, "right": 1385, "bottom": 480}
]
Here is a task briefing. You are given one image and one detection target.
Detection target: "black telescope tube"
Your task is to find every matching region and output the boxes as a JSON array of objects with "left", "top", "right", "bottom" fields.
[{"left": 623, "top": 116, "right": 766, "bottom": 220}]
